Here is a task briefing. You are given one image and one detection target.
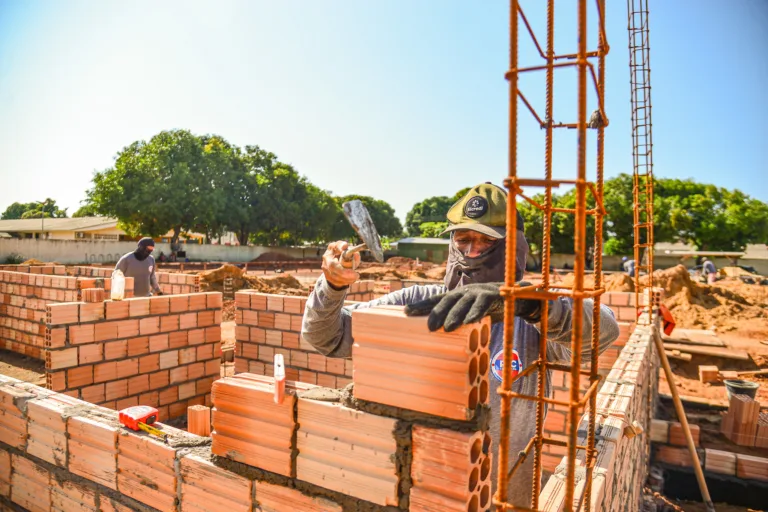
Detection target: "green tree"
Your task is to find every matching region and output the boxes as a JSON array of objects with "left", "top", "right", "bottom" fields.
[
  {"left": 418, "top": 221, "right": 449, "bottom": 238},
  {"left": 2, "top": 199, "right": 67, "bottom": 220},
  {"left": 227, "top": 145, "right": 279, "bottom": 246},
  {"left": 405, "top": 187, "right": 470, "bottom": 236},
  {"left": 72, "top": 203, "right": 100, "bottom": 217},
  {"left": 331, "top": 195, "right": 404, "bottom": 241},
  {"left": 86, "top": 130, "right": 212, "bottom": 244}
]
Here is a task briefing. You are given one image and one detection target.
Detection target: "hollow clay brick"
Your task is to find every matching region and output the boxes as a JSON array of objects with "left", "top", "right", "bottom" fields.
[
  {"left": 297, "top": 398, "right": 398, "bottom": 506},
  {"left": 187, "top": 405, "right": 212, "bottom": 437},
  {"left": 11, "top": 454, "right": 51, "bottom": 512},
  {"left": 211, "top": 374, "right": 314, "bottom": 476},
  {"left": 252, "top": 480, "right": 342, "bottom": 512},
  {"left": 117, "top": 429, "right": 178, "bottom": 510},
  {"left": 128, "top": 298, "right": 150, "bottom": 318},
  {"left": 26, "top": 397, "right": 68, "bottom": 467},
  {"left": 180, "top": 452, "right": 251, "bottom": 512}
]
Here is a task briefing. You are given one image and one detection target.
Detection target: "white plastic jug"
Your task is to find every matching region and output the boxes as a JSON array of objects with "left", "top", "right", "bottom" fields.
[{"left": 111, "top": 269, "right": 126, "bottom": 301}]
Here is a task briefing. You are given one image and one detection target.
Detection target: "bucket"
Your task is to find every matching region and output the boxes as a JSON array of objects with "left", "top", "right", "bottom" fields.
[{"left": 723, "top": 379, "right": 760, "bottom": 400}]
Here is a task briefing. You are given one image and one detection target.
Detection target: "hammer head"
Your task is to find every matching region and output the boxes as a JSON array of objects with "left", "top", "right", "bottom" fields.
[{"left": 342, "top": 200, "right": 385, "bottom": 263}]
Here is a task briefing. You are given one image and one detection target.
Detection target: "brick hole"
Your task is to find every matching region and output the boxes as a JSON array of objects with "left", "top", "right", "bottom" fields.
[
  {"left": 469, "top": 357, "right": 478, "bottom": 385},
  {"left": 468, "top": 494, "right": 479, "bottom": 512},
  {"left": 480, "top": 484, "right": 490, "bottom": 509},
  {"left": 468, "top": 386, "right": 479, "bottom": 411},
  {"left": 480, "top": 323, "right": 490, "bottom": 347},
  {"left": 479, "top": 352, "right": 489, "bottom": 376},
  {"left": 482, "top": 431, "right": 491, "bottom": 454},
  {"left": 480, "top": 456, "right": 490, "bottom": 481},
  {"left": 469, "top": 466, "right": 479, "bottom": 493},
  {"left": 469, "top": 329, "right": 479, "bottom": 352},
  {"left": 470, "top": 437, "right": 482, "bottom": 464},
  {"left": 479, "top": 380, "right": 489, "bottom": 404}
]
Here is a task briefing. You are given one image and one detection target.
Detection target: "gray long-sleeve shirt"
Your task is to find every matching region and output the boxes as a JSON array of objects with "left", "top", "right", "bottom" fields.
[
  {"left": 302, "top": 275, "right": 619, "bottom": 510},
  {"left": 115, "top": 252, "right": 161, "bottom": 298}
]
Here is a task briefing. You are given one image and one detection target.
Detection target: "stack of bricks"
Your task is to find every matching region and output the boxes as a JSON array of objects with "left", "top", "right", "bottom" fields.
[
  {"left": 720, "top": 394, "right": 762, "bottom": 446},
  {"left": 652, "top": 419, "right": 768, "bottom": 482},
  {"left": 72, "top": 266, "right": 201, "bottom": 295},
  {"left": 0, "top": 270, "right": 132, "bottom": 360},
  {"left": 44, "top": 292, "right": 222, "bottom": 420},
  {"left": 538, "top": 316, "right": 661, "bottom": 511},
  {"left": 234, "top": 291, "right": 353, "bottom": 387},
  {"left": 210, "top": 306, "right": 492, "bottom": 511},
  {"left": 308, "top": 279, "right": 376, "bottom": 302},
  {"left": 388, "top": 279, "right": 442, "bottom": 293},
  {"left": 0, "top": 264, "right": 67, "bottom": 275}
]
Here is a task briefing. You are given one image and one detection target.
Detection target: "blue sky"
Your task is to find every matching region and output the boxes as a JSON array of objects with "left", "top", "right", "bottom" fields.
[{"left": 1, "top": 1, "right": 766, "bottom": 223}]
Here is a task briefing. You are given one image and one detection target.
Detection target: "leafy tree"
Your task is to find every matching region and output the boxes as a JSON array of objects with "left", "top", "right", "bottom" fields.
[
  {"left": 2, "top": 199, "right": 67, "bottom": 220},
  {"left": 417, "top": 221, "right": 449, "bottom": 238},
  {"left": 86, "top": 130, "right": 212, "bottom": 244},
  {"left": 227, "top": 145, "right": 278, "bottom": 245},
  {"left": 72, "top": 203, "right": 100, "bottom": 217},
  {"left": 331, "top": 195, "right": 404, "bottom": 241},
  {"left": 405, "top": 187, "right": 470, "bottom": 236}
]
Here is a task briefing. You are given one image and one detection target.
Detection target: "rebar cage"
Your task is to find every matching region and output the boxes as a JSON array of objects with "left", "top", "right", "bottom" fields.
[{"left": 495, "top": 1, "right": 609, "bottom": 511}]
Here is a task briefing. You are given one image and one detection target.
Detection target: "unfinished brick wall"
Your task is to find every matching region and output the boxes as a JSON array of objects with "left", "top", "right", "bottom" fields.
[
  {"left": 234, "top": 291, "right": 353, "bottom": 387},
  {"left": 0, "top": 270, "right": 134, "bottom": 360},
  {"left": 538, "top": 316, "right": 660, "bottom": 511},
  {"left": 0, "top": 307, "right": 491, "bottom": 512},
  {"left": 0, "top": 264, "right": 67, "bottom": 275},
  {"left": 44, "top": 293, "right": 222, "bottom": 420},
  {"left": 71, "top": 266, "right": 201, "bottom": 295}
]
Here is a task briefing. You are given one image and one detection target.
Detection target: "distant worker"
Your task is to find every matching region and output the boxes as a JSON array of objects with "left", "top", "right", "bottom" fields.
[
  {"left": 702, "top": 257, "right": 717, "bottom": 284},
  {"left": 157, "top": 251, "right": 168, "bottom": 263},
  {"left": 115, "top": 238, "right": 163, "bottom": 297},
  {"left": 622, "top": 256, "right": 636, "bottom": 277},
  {"left": 301, "top": 182, "right": 619, "bottom": 506}
]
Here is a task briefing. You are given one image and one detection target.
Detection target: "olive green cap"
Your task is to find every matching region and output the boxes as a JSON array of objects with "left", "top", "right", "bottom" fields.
[{"left": 442, "top": 182, "right": 511, "bottom": 239}]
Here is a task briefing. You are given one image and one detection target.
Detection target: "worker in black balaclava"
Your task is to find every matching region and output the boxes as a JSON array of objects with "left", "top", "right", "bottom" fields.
[{"left": 115, "top": 237, "right": 163, "bottom": 297}]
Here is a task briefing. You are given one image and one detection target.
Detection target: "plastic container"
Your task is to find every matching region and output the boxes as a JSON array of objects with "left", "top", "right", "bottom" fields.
[
  {"left": 723, "top": 379, "right": 759, "bottom": 400},
  {"left": 111, "top": 269, "right": 126, "bottom": 301}
]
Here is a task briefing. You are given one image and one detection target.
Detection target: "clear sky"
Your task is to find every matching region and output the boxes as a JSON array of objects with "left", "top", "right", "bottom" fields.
[{"left": 1, "top": 0, "right": 766, "bottom": 223}]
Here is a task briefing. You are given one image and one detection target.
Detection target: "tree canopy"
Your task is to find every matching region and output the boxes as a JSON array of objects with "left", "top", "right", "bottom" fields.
[
  {"left": 2, "top": 199, "right": 68, "bottom": 220},
  {"left": 331, "top": 195, "right": 404, "bottom": 242},
  {"left": 405, "top": 187, "right": 470, "bottom": 237}
]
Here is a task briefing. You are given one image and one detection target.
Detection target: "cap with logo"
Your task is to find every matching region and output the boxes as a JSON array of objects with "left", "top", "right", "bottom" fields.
[{"left": 442, "top": 182, "right": 524, "bottom": 239}]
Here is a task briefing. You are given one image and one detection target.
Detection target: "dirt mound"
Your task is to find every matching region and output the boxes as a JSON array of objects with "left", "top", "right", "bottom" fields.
[
  {"left": 252, "top": 252, "right": 295, "bottom": 262},
  {"left": 198, "top": 264, "right": 306, "bottom": 295},
  {"left": 21, "top": 259, "right": 46, "bottom": 266},
  {"left": 560, "top": 272, "right": 634, "bottom": 292}
]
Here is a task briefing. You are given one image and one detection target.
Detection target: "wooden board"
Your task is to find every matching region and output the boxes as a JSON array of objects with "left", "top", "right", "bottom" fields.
[
  {"left": 662, "top": 343, "right": 750, "bottom": 361},
  {"left": 663, "top": 328, "right": 726, "bottom": 347}
]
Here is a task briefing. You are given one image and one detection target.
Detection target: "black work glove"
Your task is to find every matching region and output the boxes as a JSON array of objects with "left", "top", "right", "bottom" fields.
[
  {"left": 404, "top": 282, "right": 543, "bottom": 332},
  {"left": 155, "top": 290, "right": 164, "bottom": 296}
]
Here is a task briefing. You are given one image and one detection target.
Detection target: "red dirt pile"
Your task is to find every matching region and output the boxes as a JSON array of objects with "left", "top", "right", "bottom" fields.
[{"left": 198, "top": 264, "right": 306, "bottom": 296}]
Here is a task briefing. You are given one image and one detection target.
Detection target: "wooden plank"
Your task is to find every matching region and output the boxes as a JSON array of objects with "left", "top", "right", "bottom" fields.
[
  {"left": 661, "top": 343, "right": 750, "bottom": 361},
  {"left": 663, "top": 329, "right": 726, "bottom": 347}
]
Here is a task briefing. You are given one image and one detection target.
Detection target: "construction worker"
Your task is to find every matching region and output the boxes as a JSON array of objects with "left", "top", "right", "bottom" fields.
[
  {"left": 622, "top": 256, "right": 636, "bottom": 277},
  {"left": 115, "top": 238, "right": 163, "bottom": 297},
  {"left": 302, "top": 182, "right": 619, "bottom": 508},
  {"left": 702, "top": 257, "right": 717, "bottom": 284}
]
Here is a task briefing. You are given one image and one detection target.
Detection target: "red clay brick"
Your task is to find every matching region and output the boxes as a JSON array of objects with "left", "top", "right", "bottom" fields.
[
  {"left": 68, "top": 415, "right": 118, "bottom": 489},
  {"left": 128, "top": 298, "right": 150, "bottom": 317},
  {"left": 47, "top": 347, "right": 79, "bottom": 370},
  {"left": 127, "top": 336, "right": 149, "bottom": 356},
  {"left": 11, "top": 453, "right": 51, "bottom": 511},
  {"left": 139, "top": 316, "right": 160, "bottom": 335},
  {"left": 159, "top": 386, "right": 178, "bottom": 405},
  {"left": 105, "top": 300, "right": 130, "bottom": 320},
  {"left": 139, "top": 391, "right": 160, "bottom": 408},
  {"left": 149, "top": 296, "right": 170, "bottom": 315},
  {"left": 170, "top": 366, "right": 189, "bottom": 384},
  {"left": 159, "top": 350, "right": 179, "bottom": 369},
  {"left": 128, "top": 374, "right": 150, "bottom": 395},
  {"left": 150, "top": 333, "right": 170, "bottom": 353},
  {"left": 116, "top": 319, "right": 139, "bottom": 338},
  {"left": 179, "top": 347, "right": 196, "bottom": 365},
  {"left": 139, "top": 353, "right": 160, "bottom": 373},
  {"left": 79, "top": 302, "right": 105, "bottom": 322},
  {"left": 94, "top": 321, "right": 118, "bottom": 342},
  {"left": 104, "top": 339, "right": 128, "bottom": 360},
  {"left": 115, "top": 396, "right": 139, "bottom": 411},
  {"left": 149, "top": 370, "right": 170, "bottom": 390},
  {"left": 170, "top": 295, "right": 190, "bottom": 313},
  {"left": 179, "top": 312, "right": 197, "bottom": 330},
  {"left": 196, "top": 344, "right": 214, "bottom": 361},
  {"left": 67, "top": 365, "right": 94, "bottom": 388},
  {"left": 179, "top": 382, "right": 196, "bottom": 400},
  {"left": 265, "top": 330, "right": 282, "bottom": 347},
  {"left": 206, "top": 292, "right": 223, "bottom": 310},
  {"left": 169, "top": 330, "right": 188, "bottom": 348},
  {"left": 188, "top": 362, "right": 205, "bottom": 380},
  {"left": 94, "top": 361, "right": 118, "bottom": 383},
  {"left": 196, "top": 377, "right": 215, "bottom": 396},
  {"left": 160, "top": 314, "right": 180, "bottom": 333},
  {"left": 205, "top": 326, "right": 221, "bottom": 343},
  {"left": 69, "top": 324, "right": 95, "bottom": 345},
  {"left": 117, "top": 430, "right": 177, "bottom": 511},
  {"left": 47, "top": 303, "right": 80, "bottom": 325},
  {"left": 80, "top": 383, "right": 105, "bottom": 403},
  {"left": 189, "top": 294, "right": 207, "bottom": 311},
  {"left": 274, "top": 313, "right": 291, "bottom": 330},
  {"left": 26, "top": 398, "right": 68, "bottom": 467},
  {"left": 267, "top": 295, "right": 284, "bottom": 312},
  {"left": 105, "top": 379, "right": 128, "bottom": 401},
  {"left": 78, "top": 343, "right": 103, "bottom": 365},
  {"left": 308, "top": 353, "right": 326, "bottom": 372},
  {"left": 205, "top": 359, "right": 220, "bottom": 376},
  {"left": 188, "top": 328, "right": 205, "bottom": 345},
  {"left": 169, "top": 401, "right": 187, "bottom": 419},
  {"left": 299, "top": 370, "right": 318, "bottom": 384},
  {"left": 116, "top": 358, "right": 139, "bottom": 379}
]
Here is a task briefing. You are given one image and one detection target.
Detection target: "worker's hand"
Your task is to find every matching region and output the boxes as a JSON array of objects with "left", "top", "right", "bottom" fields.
[
  {"left": 404, "top": 281, "right": 544, "bottom": 332},
  {"left": 322, "top": 241, "right": 360, "bottom": 290},
  {"left": 154, "top": 290, "right": 164, "bottom": 296}
]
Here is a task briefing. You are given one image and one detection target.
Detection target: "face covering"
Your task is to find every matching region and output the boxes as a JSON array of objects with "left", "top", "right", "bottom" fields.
[
  {"left": 444, "top": 229, "right": 529, "bottom": 291},
  {"left": 134, "top": 238, "right": 155, "bottom": 261}
]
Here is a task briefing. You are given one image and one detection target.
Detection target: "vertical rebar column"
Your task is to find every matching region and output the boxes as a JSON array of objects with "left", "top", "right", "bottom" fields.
[{"left": 628, "top": 0, "right": 655, "bottom": 312}]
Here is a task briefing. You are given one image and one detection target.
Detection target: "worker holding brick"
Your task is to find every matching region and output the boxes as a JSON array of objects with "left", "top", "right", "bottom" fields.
[
  {"left": 302, "top": 182, "right": 620, "bottom": 509},
  {"left": 114, "top": 237, "right": 163, "bottom": 297}
]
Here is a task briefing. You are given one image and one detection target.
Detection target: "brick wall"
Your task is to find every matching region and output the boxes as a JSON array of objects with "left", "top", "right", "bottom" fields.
[
  {"left": 71, "top": 266, "right": 201, "bottom": 295},
  {"left": 43, "top": 293, "right": 223, "bottom": 420},
  {"left": 0, "top": 270, "right": 134, "bottom": 360},
  {"left": 234, "top": 291, "right": 353, "bottom": 387},
  {"left": 538, "top": 316, "right": 660, "bottom": 511},
  {"left": 0, "top": 307, "right": 492, "bottom": 511},
  {"left": 0, "top": 264, "right": 67, "bottom": 275}
]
